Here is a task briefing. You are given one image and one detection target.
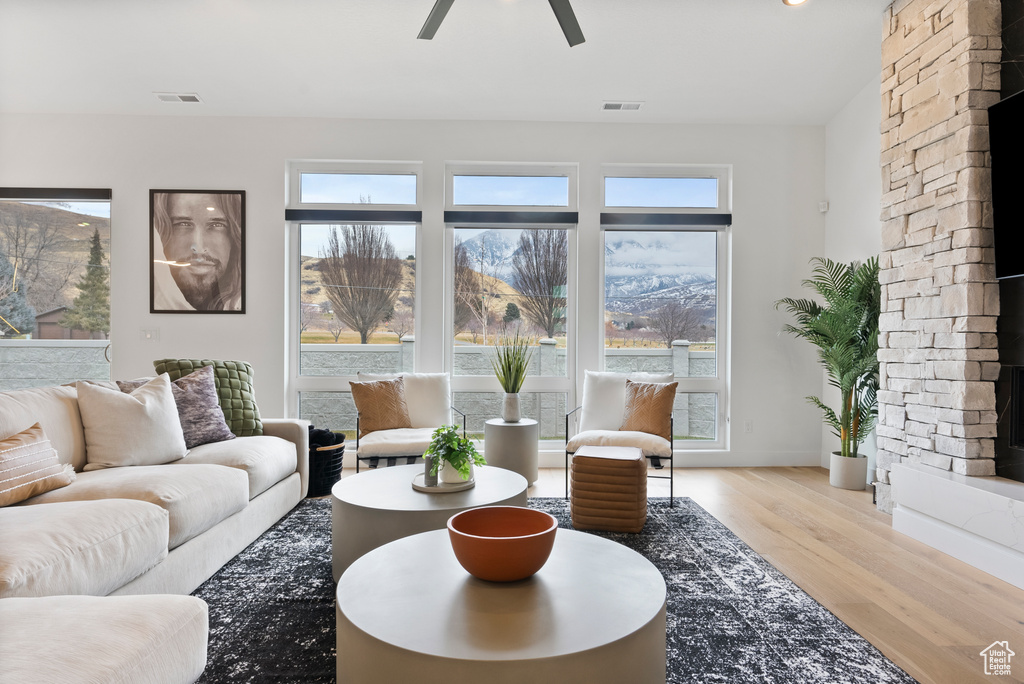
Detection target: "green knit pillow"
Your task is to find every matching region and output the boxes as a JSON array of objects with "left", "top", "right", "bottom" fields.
[{"left": 153, "top": 359, "right": 263, "bottom": 436}]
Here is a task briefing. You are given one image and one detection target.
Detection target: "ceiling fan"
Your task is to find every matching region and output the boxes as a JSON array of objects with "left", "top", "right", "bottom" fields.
[{"left": 417, "top": 0, "right": 585, "bottom": 47}]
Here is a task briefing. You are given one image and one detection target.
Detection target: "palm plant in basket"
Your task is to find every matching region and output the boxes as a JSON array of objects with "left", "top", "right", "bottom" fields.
[
  {"left": 491, "top": 329, "right": 534, "bottom": 423},
  {"left": 776, "top": 257, "right": 880, "bottom": 488}
]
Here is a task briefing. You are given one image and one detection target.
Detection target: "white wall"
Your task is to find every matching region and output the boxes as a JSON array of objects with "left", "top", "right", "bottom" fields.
[
  {"left": 0, "top": 113, "right": 827, "bottom": 466},
  {"left": 821, "top": 76, "right": 884, "bottom": 470}
]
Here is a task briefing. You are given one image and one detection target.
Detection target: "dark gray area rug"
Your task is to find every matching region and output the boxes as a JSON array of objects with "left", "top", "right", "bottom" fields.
[{"left": 192, "top": 497, "right": 916, "bottom": 683}]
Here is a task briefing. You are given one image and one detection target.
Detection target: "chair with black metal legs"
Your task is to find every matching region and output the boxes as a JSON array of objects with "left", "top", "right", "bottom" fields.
[
  {"left": 350, "top": 372, "right": 465, "bottom": 473},
  {"left": 565, "top": 370, "right": 677, "bottom": 508}
]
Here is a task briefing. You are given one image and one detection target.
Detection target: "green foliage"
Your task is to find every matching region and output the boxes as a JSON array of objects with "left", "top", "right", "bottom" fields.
[
  {"left": 424, "top": 424, "right": 485, "bottom": 480},
  {"left": 503, "top": 302, "right": 521, "bottom": 323},
  {"left": 776, "top": 257, "right": 880, "bottom": 458},
  {"left": 0, "top": 255, "right": 35, "bottom": 335},
  {"left": 60, "top": 228, "right": 109, "bottom": 335},
  {"left": 490, "top": 329, "right": 534, "bottom": 393}
]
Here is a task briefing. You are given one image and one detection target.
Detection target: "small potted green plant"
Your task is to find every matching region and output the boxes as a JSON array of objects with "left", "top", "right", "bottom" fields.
[
  {"left": 491, "top": 329, "right": 534, "bottom": 423},
  {"left": 424, "top": 424, "right": 486, "bottom": 484}
]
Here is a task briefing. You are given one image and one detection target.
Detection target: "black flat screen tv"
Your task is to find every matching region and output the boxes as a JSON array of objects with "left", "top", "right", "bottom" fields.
[{"left": 989, "top": 90, "right": 1024, "bottom": 279}]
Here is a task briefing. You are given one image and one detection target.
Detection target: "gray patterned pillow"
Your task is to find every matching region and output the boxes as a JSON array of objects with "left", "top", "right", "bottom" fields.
[{"left": 118, "top": 366, "right": 235, "bottom": 449}]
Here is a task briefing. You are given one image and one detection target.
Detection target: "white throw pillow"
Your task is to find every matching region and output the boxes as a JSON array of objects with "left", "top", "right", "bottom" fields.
[
  {"left": 77, "top": 374, "right": 188, "bottom": 470},
  {"left": 577, "top": 371, "right": 674, "bottom": 432},
  {"left": 356, "top": 372, "right": 451, "bottom": 428}
]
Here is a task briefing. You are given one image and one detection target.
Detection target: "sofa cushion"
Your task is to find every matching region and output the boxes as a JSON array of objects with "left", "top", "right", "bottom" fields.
[
  {"left": 0, "top": 423, "right": 75, "bottom": 507},
  {"left": 357, "top": 427, "right": 435, "bottom": 458},
  {"left": 578, "top": 371, "right": 674, "bottom": 433},
  {"left": 118, "top": 366, "right": 235, "bottom": 449},
  {"left": 567, "top": 429, "right": 672, "bottom": 458},
  {"left": 0, "top": 594, "right": 208, "bottom": 684},
  {"left": 77, "top": 375, "right": 188, "bottom": 470},
  {"left": 357, "top": 372, "right": 452, "bottom": 428},
  {"left": 0, "top": 384, "right": 86, "bottom": 471},
  {"left": 0, "top": 499, "right": 168, "bottom": 598},
  {"left": 22, "top": 464, "right": 249, "bottom": 549},
  {"left": 350, "top": 377, "right": 412, "bottom": 437},
  {"left": 178, "top": 435, "right": 296, "bottom": 499},
  {"left": 154, "top": 358, "right": 264, "bottom": 436}
]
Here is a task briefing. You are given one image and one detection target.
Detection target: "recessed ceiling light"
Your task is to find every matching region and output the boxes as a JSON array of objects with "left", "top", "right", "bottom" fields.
[{"left": 782, "top": 0, "right": 808, "bottom": 5}]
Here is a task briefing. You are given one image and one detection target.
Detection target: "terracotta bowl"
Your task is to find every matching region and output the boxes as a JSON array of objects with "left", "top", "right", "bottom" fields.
[{"left": 447, "top": 506, "right": 558, "bottom": 582}]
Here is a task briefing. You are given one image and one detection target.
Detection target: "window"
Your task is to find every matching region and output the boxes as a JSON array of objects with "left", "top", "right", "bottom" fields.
[
  {"left": 0, "top": 189, "right": 112, "bottom": 390},
  {"left": 605, "top": 177, "right": 718, "bottom": 208},
  {"left": 452, "top": 226, "right": 569, "bottom": 378},
  {"left": 447, "top": 164, "right": 578, "bottom": 211},
  {"left": 445, "top": 165, "right": 577, "bottom": 447},
  {"left": 287, "top": 162, "right": 422, "bottom": 428},
  {"left": 298, "top": 223, "right": 416, "bottom": 376},
  {"left": 452, "top": 176, "right": 569, "bottom": 207},
  {"left": 601, "top": 166, "right": 730, "bottom": 447},
  {"left": 604, "top": 230, "right": 716, "bottom": 374},
  {"left": 299, "top": 173, "right": 417, "bottom": 205},
  {"left": 285, "top": 161, "right": 730, "bottom": 451}
]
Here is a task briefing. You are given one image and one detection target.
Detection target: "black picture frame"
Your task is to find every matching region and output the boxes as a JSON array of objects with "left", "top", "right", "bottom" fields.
[{"left": 150, "top": 189, "right": 246, "bottom": 314}]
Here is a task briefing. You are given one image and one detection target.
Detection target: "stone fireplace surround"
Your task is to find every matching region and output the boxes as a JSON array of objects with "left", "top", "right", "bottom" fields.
[{"left": 874, "top": 0, "right": 1024, "bottom": 590}]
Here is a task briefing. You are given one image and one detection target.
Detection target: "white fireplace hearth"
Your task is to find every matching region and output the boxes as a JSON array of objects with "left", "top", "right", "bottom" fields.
[{"left": 890, "top": 462, "right": 1024, "bottom": 590}]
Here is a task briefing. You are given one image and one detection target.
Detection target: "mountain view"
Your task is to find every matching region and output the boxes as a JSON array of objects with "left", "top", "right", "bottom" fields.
[
  {"left": 295, "top": 225, "right": 716, "bottom": 346},
  {"left": 460, "top": 228, "right": 717, "bottom": 318}
]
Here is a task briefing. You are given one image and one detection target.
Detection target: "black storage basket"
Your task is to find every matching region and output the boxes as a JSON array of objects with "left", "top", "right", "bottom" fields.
[{"left": 308, "top": 443, "right": 345, "bottom": 497}]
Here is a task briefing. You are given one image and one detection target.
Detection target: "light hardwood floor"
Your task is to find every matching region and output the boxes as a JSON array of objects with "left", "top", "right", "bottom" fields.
[{"left": 529, "top": 466, "right": 1024, "bottom": 684}]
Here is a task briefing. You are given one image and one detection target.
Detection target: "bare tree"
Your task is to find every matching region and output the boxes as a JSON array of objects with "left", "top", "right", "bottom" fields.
[
  {"left": 0, "top": 202, "right": 80, "bottom": 311},
  {"left": 453, "top": 239, "right": 483, "bottom": 337},
  {"left": 325, "top": 314, "right": 345, "bottom": 342},
  {"left": 510, "top": 230, "right": 567, "bottom": 338},
  {"left": 318, "top": 225, "right": 403, "bottom": 344},
  {"left": 386, "top": 309, "right": 414, "bottom": 339},
  {"left": 647, "top": 301, "right": 705, "bottom": 348},
  {"left": 299, "top": 303, "right": 318, "bottom": 334}
]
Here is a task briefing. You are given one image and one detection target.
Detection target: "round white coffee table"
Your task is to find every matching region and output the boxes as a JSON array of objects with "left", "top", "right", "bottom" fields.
[
  {"left": 483, "top": 418, "right": 539, "bottom": 485},
  {"left": 336, "top": 527, "right": 666, "bottom": 684},
  {"left": 331, "top": 464, "right": 528, "bottom": 581}
]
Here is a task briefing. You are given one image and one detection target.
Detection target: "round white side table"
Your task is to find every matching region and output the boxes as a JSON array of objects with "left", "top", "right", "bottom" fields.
[
  {"left": 336, "top": 528, "right": 667, "bottom": 684},
  {"left": 331, "top": 464, "right": 527, "bottom": 581},
  {"left": 483, "top": 418, "right": 539, "bottom": 485}
]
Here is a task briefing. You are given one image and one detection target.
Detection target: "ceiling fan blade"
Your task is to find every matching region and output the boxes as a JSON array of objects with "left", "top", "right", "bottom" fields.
[
  {"left": 548, "top": 0, "right": 585, "bottom": 47},
  {"left": 418, "top": 0, "right": 455, "bottom": 40}
]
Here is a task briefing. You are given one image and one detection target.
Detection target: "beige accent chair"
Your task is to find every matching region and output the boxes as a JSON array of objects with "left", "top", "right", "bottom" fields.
[
  {"left": 353, "top": 372, "right": 464, "bottom": 472},
  {"left": 565, "top": 370, "right": 676, "bottom": 505}
]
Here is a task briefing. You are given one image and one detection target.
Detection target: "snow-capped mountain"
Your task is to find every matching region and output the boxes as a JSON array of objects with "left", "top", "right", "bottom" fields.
[
  {"left": 455, "top": 229, "right": 717, "bottom": 316},
  {"left": 604, "top": 236, "right": 716, "bottom": 315},
  {"left": 456, "top": 229, "right": 520, "bottom": 280}
]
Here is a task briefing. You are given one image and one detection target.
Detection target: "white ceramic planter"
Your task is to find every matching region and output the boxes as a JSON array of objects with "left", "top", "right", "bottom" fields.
[
  {"left": 829, "top": 451, "right": 868, "bottom": 490},
  {"left": 502, "top": 393, "right": 521, "bottom": 423},
  {"left": 440, "top": 460, "right": 472, "bottom": 484}
]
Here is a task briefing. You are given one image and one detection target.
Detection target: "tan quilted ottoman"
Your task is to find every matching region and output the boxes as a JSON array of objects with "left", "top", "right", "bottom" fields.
[{"left": 570, "top": 445, "right": 647, "bottom": 533}]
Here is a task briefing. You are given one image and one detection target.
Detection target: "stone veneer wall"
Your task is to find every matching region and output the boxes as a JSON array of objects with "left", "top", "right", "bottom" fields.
[{"left": 875, "top": 0, "right": 1002, "bottom": 512}]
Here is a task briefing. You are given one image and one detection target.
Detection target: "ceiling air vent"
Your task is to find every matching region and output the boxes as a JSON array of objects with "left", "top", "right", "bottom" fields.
[
  {"left": 154, "top": 92, "right": 203, "bottom": 103},
  {"left": 602, "top": 101, "right": 643, "bottom": 111}
]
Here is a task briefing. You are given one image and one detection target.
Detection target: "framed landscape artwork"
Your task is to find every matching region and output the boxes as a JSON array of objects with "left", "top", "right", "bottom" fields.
[{"left": 150, "top": 189, "right": 246, "bottom": 314}]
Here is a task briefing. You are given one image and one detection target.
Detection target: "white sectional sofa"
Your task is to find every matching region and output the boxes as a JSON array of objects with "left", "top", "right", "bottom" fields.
[{"left": 0, "top": 381, "right": 309, "bottom": 683}]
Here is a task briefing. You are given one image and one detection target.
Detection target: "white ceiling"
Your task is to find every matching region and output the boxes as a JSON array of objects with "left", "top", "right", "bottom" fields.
[{"left": 0, "top": 0, "right": 888, "bottom": 125}]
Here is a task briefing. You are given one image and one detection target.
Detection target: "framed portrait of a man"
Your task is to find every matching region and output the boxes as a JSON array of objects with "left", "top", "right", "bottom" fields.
[{"left": 150, "top": 189, "right": 245, "bottom": 314}]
